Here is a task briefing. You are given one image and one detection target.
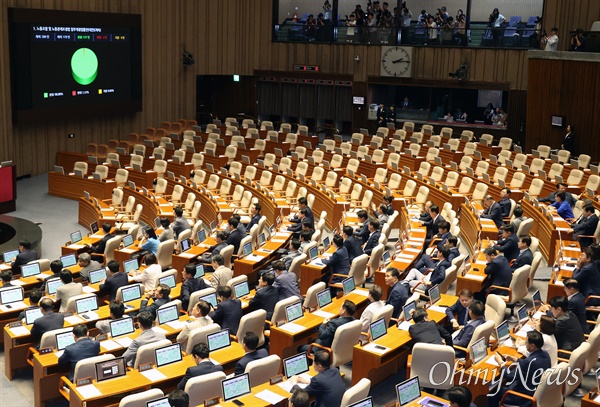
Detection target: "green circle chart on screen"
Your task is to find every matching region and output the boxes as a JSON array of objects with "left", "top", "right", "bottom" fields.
[{"left": 71, "top": 48, "right": 98, "bottom": 86}]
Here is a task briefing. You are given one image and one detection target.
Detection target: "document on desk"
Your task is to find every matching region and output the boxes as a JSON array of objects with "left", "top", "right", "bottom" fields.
[
  {"left": 278, "top": 322, "right": 306, "bottom": 334},
  {"left": 271, "top": 239, "right": 287, "bottom": 243},
  {"left": 76, "top": 384, "right": 102, "bottom": 399},
  {"left": 277, "top": 374, "right": 311, "bottom": 392},
  {"left": 255, "top": 389, "right": 286, "bottom": 404},
  {"left": 69, "top": 244, "right": 87, "bottom": 249},
  {"left": 0, "top": 301, "right": 27, "bottom": 312},
  {"left": 120, "top": 248, "right": 138, "bottom": 254},
  {"left": 396, "top": 253, "right": 414, "bottom": 260},
  {"left": 486, "top": 355, "right": 500, "bottom": 366},
  {"left": 9, "top": 280, "right": 24, "bottom": 286},
  {"left": 428, "top": 305, "right": 447, "bottom": 314},
  {"left": 9, "top": 326, "right": 30, "bottom": 337},
  {"left": 310, "top": 259, "right": 324, "bottom": 267},
  {"left": 141, "top": 369, "right": 167, "bottom": 382},
  {"left": 353, "top": 290, "right": 369, "bottom": 296},
  {"left": 397, "top": 321, "right": 412, "bottom": 331},
  {"left": 114, "top": 337, "right": 134, "bottom": 348},
  {"left": 179, "top": 252, "right": 197, "bottom": 259},
  {"left": 166, "top": 320, "right": 187, "bottom": 330},
  {"left": 82, "top": 286, "right": 97, "bottom": 294},
  {"left": 363, "top": 342, "right": 390, "bottom": 354},
  {"left": 516, "top": 324, "right": 534, "bottom": 336},
  {"left": 90, "top": 234, "right": 104, "bottom": 239},
  {"left": 65, "top": 315, "right": 85, "bottom": 325},
  {"left": 463, "top": 274, "right": 485, "bottom": 281},
  {"left": 274, "top": 233, "right": 291, "bottom": 239},
  {"left": 245, "top": 254, "right": 266, "bottom": 262},
  {"left": 404, "top": 248, "right": 422, "bottom": 254},
  {"left": 312, "top": 310, "right": 335, "bottom": 319},
  {"left": 152, "top": 326, "right": 168, "bottom": 334},
  {"left": 100, "top": 340, "right": 121, "bottom": 351}
]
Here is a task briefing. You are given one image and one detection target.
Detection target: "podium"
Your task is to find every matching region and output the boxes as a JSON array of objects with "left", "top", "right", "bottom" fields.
[{"left": 0, "top": 162, "right": 16, "bottom": 214}]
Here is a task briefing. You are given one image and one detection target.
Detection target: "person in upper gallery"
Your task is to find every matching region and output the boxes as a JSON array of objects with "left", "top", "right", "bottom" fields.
[
  {"left": 569, "top": 204, "right": 599, "bottom": 248},
  {"left": 561, "top": 124, "right": 576, "bottom": 155},
  {"left": 475, "top": 247, "right": 512, "bottom": 302},
  {"left": 342, "top": 226, "right": 364, "bottom": 264},
  {"left": 246, "top": 203, "right": 261, "bottom": 233},
  {"left": 158, "top": 217, "right": 174, "bottom": 242},
  {"left": 492, "top": 224, "right": 520, "bottom": 263},
  {"left": 409, "top": 308, "right": 453, "bottom": 346},
  {"left": 355, "top": 210, "right": 371, "bottom": 244},
  {"left": 77, "top": 252, "right": 102, "bottom": 282},
  {"left": 10, "top": 239, "right": 38, "bottom": 274},
  {"left": 498, "top": 188, "right": 512, "bottom": 218},
  {"left": 550, "top": 191, "right": 575, "bottom": 221},
  {"left": 177, "top": 342, "right": 223, "bottom": 390},
  {"left": 480, "top": 195, "right": 504, "bottom": 229},
  {"left": 98, "top": 260, "right": 128, "bottom": 302},
  {"left": 180, "top": 263, "right": 209, "bottom": 312},
  {"left": 542, "top": 27, "right": 559, "bottom": 51},
  {"left": 377, "top": 103, "right": 387, "bottom": 126},
  {"left": 571, "top": 246, "right": 600, "bottom": 307},
  {"left": 89, "top": 223, "right": 114, "bottom": 256},
  {"left": 225, "top": 217, "right": 245, "bottom": 253},
  {"left": 385, "top": 268, "right": 408, "bottom": 319},
  {"left": 511, "top": 236, "right": 534, "bottom": 271},
  {"left": 171, "top": 206, "right": 191, "bottom": 238},
  {"left": 539, "top": 183, "right": 576, "bottom": 207}
]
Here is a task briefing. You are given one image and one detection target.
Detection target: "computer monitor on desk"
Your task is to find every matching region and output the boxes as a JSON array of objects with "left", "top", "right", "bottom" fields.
[
  {"left": 428, "top": 284, "right": 441, "bottom": 306},
  {"left": 56, "top": 331, "right": 76, "bottom": 351},
  {"left": 110, "top": 317, "right": 135, "bottom": 338},
  {"left": 121, "top": 284, "right": 142, "bottom": 305},
  {"left": 0, "top": 287, "right": 23, "bottom": 305},
  {"left": 342, "top": 277, "right": 355, "bottom": 295},
  {"left": 194, "top": 264, "right": 205, "bottom": 279},
  {"left": 159, "top": 274, "right": 176, "bottom": 289},
  {"left": 496, "top": 320, "right": 510, "bottom": 343},
  {"left": 95, "top": 357, "right": 127, "bottom": 382},
  {"left": 146, "top": 397, "right": 170, "bottom": 407},
  {"left": 469, "top": 336, "right": 488, "bottom": 365},
  {"left": 396, "top": 376, "right": 422, "bottom": 406},
  {"left": 316, "top": 289, "right": 332, "bottom": 309},
  {"left": 2, "top": 249, "right": 19, "bottom": 263},
  {"left": 308, "top": 246, "right": 319, "bottom": 263},
  {"left": 283, "top": 353, "right": 309, "bottom": 378},
  {"left": 200, "top": 292, "right": 218, "bottom": 308},
  {"left": 285, "top": 301, "right": 304, "bottom": 323},
  {"left": 89, "top": 269, "right": 107, "bottom": 284},
  {"left": 70, "top": 230, "right": 83, "bottom": 244},
  {"left": 60, "top": 253, "right": 77, "bottom": 268},
  {"left": 155, "top": 343, "right": 182, "bottom": 367},
  {"left": 348, "top": 397, "right": 374, "bottom": 407},
  {"left": 241, "top": 242, "right": 252, "bottom": 258},
  {"left": 21, "top": 262, "right": 41, "bottom": 278},
  {"left": 122, "top": 234, "right": 134, "bottom": 248},
  {"left": 403, "top": 301, "right": 416, "bottom": 321},
  {"left": 25, "top": 307, "right": 43, "bottom": 325},
  {"left": 123, "top": 259, "right": 138, "bottom": 274},
  {"left": 221, "top": 373, "right": 251, "bottom": 402},
  {"left": 46, "top": 278, "right": 63, "bottom": 295},
  {"left": 207, "top": 329, "right": 231, "bottom": 352},
  {"left": 157, "top": 304, "right": 179, "bottom": 325},
  {"left": 369, "top": 317, "right": 387, "bottom": 341},
  {"left": 233, "top": 281, "right": 250, "bottom": 299},
  {"left": 76, "top": 296, "right": 98, "bottom": 315}
]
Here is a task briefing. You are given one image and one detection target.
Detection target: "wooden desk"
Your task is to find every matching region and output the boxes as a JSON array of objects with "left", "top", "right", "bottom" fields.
[
  {"left": 458, "top": 204, "right": 499, "bottom": 256},
  {"left": 233, "top": 234, "right": 291, "bottom": 285},
  {"left": 48, "top": 172, "right": 115, "bottom": 201},
  {"left": 583, "top": 388, "right": 600, "bottom": 407},
  {"left": 521, "top": 199, "right": 571, "bottom": 265},
  {"left": 547, "top": 241, "right": 581, "bottom": 301}
]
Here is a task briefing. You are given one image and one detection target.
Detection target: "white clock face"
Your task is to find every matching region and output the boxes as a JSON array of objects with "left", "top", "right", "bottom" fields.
[{"left": 381, "top": 46, "right": 412, "bottom": 77}]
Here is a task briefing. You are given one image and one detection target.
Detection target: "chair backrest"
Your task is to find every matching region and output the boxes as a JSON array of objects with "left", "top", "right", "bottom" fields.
[
  {"left": 245, "top": 354, "right": 281, "bottom": 387},
  {"left": 586, "top": 174, "right": 600, "bottom": 192},
  {"left": 185, "top": 371, "right": 227, "bottom": 407},
  {"left": 184, "top": 323, "right": 221, "bottom": 354},
  {"left": 564, "top": 342, "right": 591, "bottom": 396},
  {"left": 27, "top": 258, "right": 50, "bottom": 271},
  {"left": 438, "top": 264, "right": 458, "bottom": 294},
  {"left": 480, "top": 134, "right": 494, "bottom": 145},
  {"left": 457, "top": 177, "right": 473, "bottom": 194},
  {"left": 537, "top": 144, "right": 551, "bottom": 159},
  {"left": 459, "top": 156, "right": 473, "bottom": 170},
  {"left": 516, "top": 218, "right": 534, "bottom": 237},
  {"left": 445, "top": 171, "right": 459, "bottom": 187},
  {"left": 410, "top": 343, "right": 456, "bottom": 389},
  {"left": 509, "top": 171, "right": 526, "bottom": 189},
  {"left": 467, "top": 320, "right": 495, "bottom": 352},
  {"left": 133, "top": 339, "right": 172, "bottom": 369},
  {"left": 484, "top": 294, "right": 506, "bottom": 327},
  {"left": 567, "top": 169, "right": 584, "bottom": 185},
  {"left": 330, "top": 320, "right": 362, "bottom": 367},
  {"left": 303, "top": 281, "right": 326, "bottom": 309},
  {"left": 497, "top": 137, "right": 512, "bottom": 150},
  {"left": 74, "top": 354, "right": 115, "bottom": 381},
  {"left": 579, "top": 154, "right": 591, "bottom": 169},
  {"left": 508, "top": 265, "right": 531, "bottom": 303},
  {"left": 156, "top": 239, "right": 176, "bottom": 269},
  {"left": 40, "top": 327, "right": 73, "bottom": 349},
  {"left": 532, "top": 362, "right": 569, "bottom": 407},
  {"left": 340, "top": 378, "right": 372, "bottom": 407},
  {"left": 65, "top": 293, "right": 97, "bottom": 313},
  {"left": 371, "top": 304, "right": 394, "bottom": 327},
  {"left": 236, "top": 309, "right": 267, "bottom": 346},
  {"left": 471, "top": 182, "right": 488, "bottom": 202},
  {"left": 118, "top": 389, "right": 165, "bottom": 407},
  {"left": 349, "top": 253, "right": 370, "bottom": 285}
]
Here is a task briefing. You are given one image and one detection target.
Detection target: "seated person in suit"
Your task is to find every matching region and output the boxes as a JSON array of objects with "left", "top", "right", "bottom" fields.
[
  {"left": 177, "top": 342, "right": 223, "bottom": 390},
  {"left": 363, "top": 220, "right": 381, "bottom": 256},
  {"left": 498, "top": 188, "right": 512, "bottom": 218},
  {"left": 287, "top": 208, "right": 312, "bottom": 238},
  {"left": 55, "top": 269, "right": 83, "bottom": 313},
  {"left": 401, "top": 247, "right": 452, "bottom": 293},
  {"left": 40, "top": 259, "right": 63, "bottom": 292},
  {"left": 510, "top": 205, "right": 526, "bottom": 232},
  {"left": 299, "top": 230, "right": 313, "bottom": 252},
  {"left": 385, "top": 268, "right": 408, "bottom": 319},
  {"left": 130, "top": 253, "right": 162, "bottom": 293},
  {"left": 375, "top": 204, "right": 390, "bottom": 224},
  {"left": 207, "top": 254, "right": 233, "bottom": 289},
  {"left": 225, "top": 217, "right": 245, "bottom": 253},
  {"left": 138, "top": 284, "right": 171, "bottom": 320},
  {"left": 290, "top": 350, "right": 345, "bottom": 407},
  {"left": 572, "top": 246, "right": 600, "bottom": 306},
  {"left": 171, "top": 206, "right": 191, "bottom": 238},
  {"left": 342, "top": 226, "right": 363, "bottom": 263},
  {"left": 246, "top": 203, "right": 261, "bottom": 232},
  {"left": 489, "top": 331, "right": 551, "bottom": 407},
  {"left": 209, "top": 285, "right": 242, "bottom": 334},
  {"left": 158, "top": 217, "right": 174, "bottom": 242},
  {"left": 547, "top": 296, "right": 585, "bottom": 353},
  {"left": 199, "top": 232, "right": 228, "bottom": 273},
  {"left": 492, "top": 224, "right": 519, "bottom": 262},
  {"left": 445, "top": 289, "right": 473, "bottom": 332},
  {"left": 98, "top": 260, "right": 129, "bottom": 302},
  {"left": 77, "top": 252, "right": 102, "bottom": 282},
  {"left": 18, "top": 288, "right": 43, "bottom": 322},
  {"left": 570, "top": 204, "right": 599, "bottom": 248},
  {"left": 123, "top": 311, "right": 167, "bottom": 367},
  {"left": 11, "top": 239, "right": 39, "bottom": 273},
  {"left": 355, "top": 210, "right": 371, "bottom": 244},
  {"left": 168, "top": 390, "right": 190, "bottom": 407},
  {"left": 421, "top": 205, "right": 444, "bottom": 243},
  {"left": 414, "top": 234, "right": 458, "bottom": 272},
  {"left": 247, "top": 272, "right": 278, "bottom": 320},
  {"left": 323, "top": 235, "right": 350, "bottom": 283},
  {"left": 475, "top": 247, "right": 512, "bottom": 303},
  {"left": 289, "top": 389, "right": 310, "bottom": 407},
  {"left": 540, "top": 182, "right": 576, "bottom": 207},
  {"left": 517, "top": 314, "right": 558, "bottom": 367},
  {"left": 96, "top": 300, "right": 130, "bottom": 334},
  {"left": 282, "top": 239, "right": 303, "bottom": 270},
  {"left": 359, "top": 285, "right": 384, "bottom": 332},
  {"left": 453, "top": 300, "right": 486, "bottom": 357},
  {"left": 445, "top": 386, "right": 477, "bottom": 407},
  {"left": 561, "top": 279, "right": 590, "bottom": 334},
  {"left": 180, "top": 263, "right": 209, "bottom": 311},
  {"left": 90, "top": 223, "right": 115, "bottom": 255},
  {"left": 371, "top": 195, "right": 395, "bottom": 218},
  {"left": 58, "top": 324, "right": 100, "bottom": 381},
  {"left": 551, "top": 191, "right": 575, "bottom": 221},
  {"left": 234, "top": 331, "right": 269, "bottom": 375},
  {"left": 299, "top": 300, "right": 356, "bottom": 353},
  {"left": 272, "top": 260, "right": 302, "bottom": 301},
  {"left": 409, "top": 308, "right": 453, "bottom": 346},
  {"left": 177, "top": 300, "right": 214, "bottom": 349},
  {"left": 289, "top": 197, "right": 314, "bottom": 225},
  {"left": 31, "top": 297, "right": 64, "bottom": 345},
  {"left": 418, "top": 201, "right": 433, "bottom": 223},
  {"left": 511, "top": 236, "right": 534, "bottom": 271},
  {"left": 480, "top": 195, "right": 504, "bottom": 229},
  {"left": 1, "top": 270, "right": 13, "bottom": 287}
]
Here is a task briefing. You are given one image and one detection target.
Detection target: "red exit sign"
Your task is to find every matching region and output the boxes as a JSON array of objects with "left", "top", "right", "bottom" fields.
[{"left": 293, "top": 65, "right": 319, "bottom": 72}]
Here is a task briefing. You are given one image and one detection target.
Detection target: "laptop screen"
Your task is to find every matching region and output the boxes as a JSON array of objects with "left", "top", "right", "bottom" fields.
[
  {"left": 121, "top": 285, "right": 142, "bottom": 303},
  {"left": 207, "top": 329, "right": 231, "bottom": 352},
  {"left": 283, "top": 353, "right": 309, "bottom": 378},
  {"left": 158, "top": 274, "right": 176, "bottom": 289},
  {"left": 70, "top": 230, "right": 83, "bottom": 244},
  {"left": 322, "top": 236, "right": 330, "bottom": 250},
  {"left": 110, "top": 317, "right": 135, "bottom": 338},
  {"left": 146, "top": 397, "right": 170, "bottom": 407},
  {"left": 370, "top": 317, "right": 387, "bottom": 341},
  {"left": 76, "top": 296, "right": 98, "bottom": 314},
  {"left": 403, "top": 301, "right": 417, "bottom": 321},
  {"left": 157, "top": 304, "right": 179, "bottom": 325},
  {"left": 382, "top": 251, "right": 390, "bottom": 265},
  {"left": 210, "top": 220, "right": 217, "bottom": 231},
  {"left": 46, "top": 278, "right": 63, "bottom": 295},
  {"left": 122, "top": 234, "right": 134, "bottom": 248},
  {"left": 396, "top": 376, "right": 422, "bottom": 406},
  {"left": 155, "top": 343, "right": 182, "bottom": 367},
  {"left": 233, "top": 281, "right": 250, "bottom": 299},
  {"left": 222, "top": 373, "right": 251, "bottom": 402},
  {"left": 342, "top": 277, "right": 355, "bottom": 295},
  {"left": 496, "top": 320, "right": 510, "bottom": 342},
  {"left": 200, "top": 292, "right": 218, "bottom": 308},
  {"left": 180, "top": 239, "right": 191, "bottom": 252},
  {"left": 154, "top": 217, "right": 161, "bottom": 229},
  {"left": 25, "top": 307, "right": 43, "bottom": 325},
  {"left": 198, "top": 229, "right": 206, "bottom": 243},
  {"left": 56, "top": 331, "right": 76, "bottom": 350},
  {"left": 0, "top": 287, "right": 23, "bottom": 304},
  {"left": 60, "top": 253, "right": 77, "bottom": 268},
  {"left": 123, "top": 259, "right": 139, "bottom": 274},
  {"left": 89, "top": 269, "right": 107, "bottom": 284},
  {"left": 21, "top": 262, "right": 41, "bottom": 278},
  {"left": 2, "top": 250, "right": 19, "bottom": 263},
  {"left": 429, "top": 285, "right": 441, "bottom": 306},
  {"left": 285, "top": 301, "right": 304, "bottom": 323},
  {"left": 195, "top": 264, "right": 205, "bottom": 278},
  {"left": 95, "top": 357, "right": 126, "bottom": 382},
  {"left": 517, "top": 304, "right": 529, "bottom": 322},
  {"left": 470, "top": 336, "right": 488, "bottom": 365},
  {"left": 532, "top": 290, "right": 543, "bottom": 311},
  {"left": 258, "top": 233, "right": 266, "bottom": 247},
  {"left": 348, "top": 397, "right": 374, "bottom": 407},
  {"left": 309, "top": 246, "right": 319, "bottom": 262},
  {"left": 242, "top": 242, "right": 252, "bottom": 257},
  {"left": 317, "top": 289, "right": 332, "bottom": 309}
]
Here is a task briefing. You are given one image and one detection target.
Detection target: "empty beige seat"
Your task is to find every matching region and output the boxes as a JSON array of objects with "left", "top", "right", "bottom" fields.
[{"left": 536, "top": 144, "right": 551, "bottom": 159}]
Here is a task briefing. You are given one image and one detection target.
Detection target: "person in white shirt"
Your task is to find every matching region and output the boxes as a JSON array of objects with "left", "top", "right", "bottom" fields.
[
  {"left": 517, "top": 315, "right": 558, "bottom": 367},
  {"left": 207, "top": 254, "right": 233, "bottom": 289},
  {"left": 360, "top": 285, "right": 385, "bottom": 333},
  {"left": 129, "top": 253, "right": 161, "bottom": 292},
  {"left": 55, "top": 270, "right": 83, "bottom": 313},
  {"left": 543, "top": 27, "right": 559, "bottom": 51}
]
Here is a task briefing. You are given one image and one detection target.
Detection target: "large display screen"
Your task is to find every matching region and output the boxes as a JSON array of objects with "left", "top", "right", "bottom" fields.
[{"left": 8, "top": 8, "right": 142, "bottom": 122}]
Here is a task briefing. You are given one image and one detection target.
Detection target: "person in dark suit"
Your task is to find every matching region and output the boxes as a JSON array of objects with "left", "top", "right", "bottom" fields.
[
  {"left": 323, "top": 235, "right": 350, "bottom": 283},
  {"left": 563, "top": 279, "right": 590, "bottom": 334},
  {"left": 290, "top": 350, "right": 345, "bottom": 407},
  {"left": 489, "top": 331, "right": 551, "bottom": 407},
  {"left": 498, "top": 188, "right": 512, "bottom": 218},
  {"left": 363, "top": 220, "right": 381, "bottom": 256},
  {"left": 138, "top": 284, "right": 171, "bottom": 320},
  {"left": 453, "top": 300, "right": 486, "bottom": 357},
  {"left": 572, "top": 246, "right": 600, "bottom": 305},
  {"left": 209, "top": 286, "right": 242, "bottom": 334},
  {"left": 539, "top": 183, "right": 576, "bottom": 208},
  {"left": 385, "top": 268, "right": 408, "bottom": 319},
  {"left": 493, "top": 224, "right": 519, "bottom": 262},
  {"left": 1, "top": 270, "right": 14, "bottom": 286},
  {"left": 177, "top": 342, "right": 223, "bottom": 390},
  {"left": 355, "top": 210, "right": 371, "bottom": 244},
  {"left": 281, "top": 239, "right": 303, "bottom": 270},
  {"left": 413, "top": 222, "right": 452, "bottom": 271},
  {"left": 511, "top": 236, "right": 534, "bottom": 271},
  {"left": 371, "top": 195, "right": 395, "bottom": 218},
  {"left": 409, "top": 308, "right": 453, "bottom": 346},
  {"left": 299, "top": 300, "right": 356, "bottom": 354},
  {"left": 226, "top": 217, "right": 245, "bottom": 253},
  {"left": 247, "top": 272, "right": 278, "bottom": 320},
  {"left": 571, "top": 204, "right": 599, "bottom": 248},
  {"left": 548, "top": 296, "right": 585, "bottom": 352},
  {"left": 419, "top": 201, "right": 433, "bottom": 223},
  {"left": 199, "top": 232, "right": 228, "bottom": 273},
  {"left": 342, "top": 226, "right": 363, "bottom": 263},
  {"left": 18, "top": 288, "right": 43, "bottom": 322},
  {"left": 171, "top": 206, "right": 191, "bottom": 238},
  {"left": 95, "top": 301, "right": 130, "bottom": 334},
  {"left": 376, "top": 103, "right": 387, "bottom": 126},
  {"left": 272, "top": 260, "right": 302, "bottom": 301},
  {"left": 11, "top": 239, "right": 39, "bottom": 273},
  {"left": 40, "top": 259, "right": 63, "bottom": 292},
  {"left": 476, "top": 247, "right": 512, "bottom": 302},
  {"left": 561, "top": 124, "right": 575, "bottom": 156},
  {"left": 288, "top": 209, "right": 314, "bottom": 239},
  {"left": 246, "top": 203, "right": 261, "bottom": 233},
  {"left": 421, "top": 205, "right": 445, "bottom": 242},
  {"left": 402, "top": 247, "right": 452, "bottom": 294},
  {"left": 446, "top": 386, "right": 477, "bottom": 407},
  {"left": 58, "top": 324, "right": 100, "bottom": 381},
  {"left": 481, "top": 195, "right": 504, "bottom": 229},
  {"left": 98, "top": 260, "right": 129, "bottom": 302},
  {"left": 445, "top": 289, "right": 473, "bottom": 332},
  {"left": 234, "top": 331, "right": 269, "bottom": 375},
  {"left": 289, "top": 197, "right": 314, "bottom": 226},
  {"left": 31, "top": 298, "right": 65, "bottom": 345},
  {"left": 180, "top": 263, "right": 209, "bottom": 311},
  {"left": 289, "top": 389, "right": 310, "bottom": 407},
  {"left": 90, "top": 223, "right": 115, "bottom": 255}
]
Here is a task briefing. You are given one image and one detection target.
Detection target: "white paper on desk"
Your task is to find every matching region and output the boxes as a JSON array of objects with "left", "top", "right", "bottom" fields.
[
  {"left": 100, "top": 340, "right": 121, "bottom": 351},
  {"left": 100, "top": 208, "right": 113, "bottom": 212},
  {"left": 396, "top": 253, "right": 414, "bottom": 260},
  {"left": 363, "top": 342, "right": 390, "bottom": 354},
  {"left": 271, "top": 239, "right": 287, "bottom": 243},
  {"left": 594, "top": 394, "right": 600, "bottom": 403},
  {"left": 310, "top": 260, "right": 324, "bottom": 266},
  {"left": 82, "top": 312, "right": 100, "bottom": 321},
  {"left": 114, "top": 337, "right": 134, "bottom": 348},
  {"left": 1, "top": 301, "right": 27, "bottom": 311},
  {"left": 353, "top": 290, "right": 369, "bottom": 297},
  {"left": 166, "top": 320, "right": 187, "bottom": 330},
  {"left": 486, "top": 355, "right": 500, "bottom": 366},
  {"left": 463, "top": 274, "right": 485, "bottom": 281},
  {"left": 428, "top": 305, "right": 447, "bottom": 313},
  {"left": 404, "top": 248, "right": 422, "bottom": 254},
  {"left": 279, "top": 322, "right": 306, "bottom": 334},
  {"left": 120, "top": 248, "right": 137, "bottom": 254},
  {"left": 69, "top": 244, "right": 86, "bottom": 249},
  {"left": 554, "top": 279, "right": 564, "bottom": 286},
  {"left": 246, "top": 254, "right": 265, "bottom": 262},
  {"left": 312, "top": 310, "right": 335, "bottom": 319},
  {"left": 179, "top": 252, "right": 197, "bottom": 259},
  {"left": 560, "top": 265, "right": 576, "bottom": 272},
  {"left": 152, "top": 326, "right": 168, "bottom": 334},
  {"left": 82, "top": 286, "right": 97, "bottom": 294},
  {"left": 517, "top": 324, "right": 534, "bottom": 336},
  {"left": 90, "top": 234, "right": 104, "bottom": 239},
  {"left": 198, "top": 244, "right": 210, "bottom": 248},
  {"left": 532, "top": 311, "right": 544, "bottom": 320},
  {"left": 398, "top": 321, "right": 412, "bottom": 331},
  {"left": 274, "top": 233, "right": 290, "bottom": 238},
  {"left": 240, "top": 301, "right": 249, "bottom": 308},
  {"left": 255, "top": 389, "right": 286, "bottom": 404},
  {"left": 141, "top": 369, "right": 167, "bottom": 382},
  {"left": 277, "top": 374, "right": 311, "bottom": 392},
  {"left": 65, "top": 315, "right": 85, "bottom": 325},
  {"left": 76, "top": 384, "right": 102, "bottom": 399},
  {"left": 9, "top": 280, "right": 24, "bottom": 286},
  {"left": 55, "top": 350, "right": 65, "bottom": 358},
  {"left": 502, "top": 338, "right": 516, "bottom": 348},
  {"left": 9, "top": 326, "right": 30, "bottom": 336}
]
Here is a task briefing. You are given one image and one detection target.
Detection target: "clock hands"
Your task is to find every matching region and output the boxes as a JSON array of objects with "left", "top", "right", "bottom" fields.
[{"left": 391, "top": 58, "right": 408, "bottom": 64}]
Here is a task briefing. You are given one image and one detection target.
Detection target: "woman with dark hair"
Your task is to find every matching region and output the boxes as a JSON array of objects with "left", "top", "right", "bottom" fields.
[
  {"left": 517, "top": 315, "right": 557, "bottom": 366},
  {"left": 483, "top": 103, "right": 495, "bottom": 124},
  {"left": 140, "top": 227, "right": 159, "bottom": 255},
  {"left": 561, "top": 124, "right": 575, "bottom": 155}
]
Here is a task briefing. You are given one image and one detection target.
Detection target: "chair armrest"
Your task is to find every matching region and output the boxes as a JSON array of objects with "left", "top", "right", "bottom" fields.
[
  {"left": 499, "top": 390, "right": 536, "bottom": 407},
  {"left": 307, "top": 343, "right": 332, "bottom": 362},
  {"left": 328, "top": 273, "right": 347, "bottom": 287},
  {"left": 584, "top": 295, "right": 600, "bottom": 306},
  {"left": 487, "top": 285, "right": 511, "bottom": 300},
  {"left": 406, "top": 354, "right": 413, "bottom": 379},
  {"left": 26, "top": 347, "right": 39, "bottom": 367},
  {"left": 453, "top": 345, "right": 468, "bottom": 353},
  {"left": 58, "top": 376, "right": 74, "bottom": 401},
  {"left": 411, "top": 281, "right": 427, "bottom": 293}
]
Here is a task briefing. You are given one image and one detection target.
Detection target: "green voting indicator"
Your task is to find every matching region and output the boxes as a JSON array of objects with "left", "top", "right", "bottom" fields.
[{"left": 71, "top": 48, "right": 98, "bottom": 86}]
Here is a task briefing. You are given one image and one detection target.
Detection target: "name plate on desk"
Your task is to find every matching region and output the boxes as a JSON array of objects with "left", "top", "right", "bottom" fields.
[
  {"left": 96, "top": 334, "right": 108, "bottom": 342},
  {"left": 270, "top": 374, "right": 284, "bottom": 385},
  {"left": 204, "top": 397, "right": 220, "bottom": 407},
  {"left": 139, "top": 362, "right": 154, "bottom": 372},
  {"left": 63, "top": 311, "right": 74, "bottom": 317},
  {"left": 76, "top": 377, "right": 93, "bottom": 387},
  {"left": 39, "top": 347, "right": 53, "bottom": 355},
  {"left": 8, "top": 322, "right": 22, "bottom": 328}
]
